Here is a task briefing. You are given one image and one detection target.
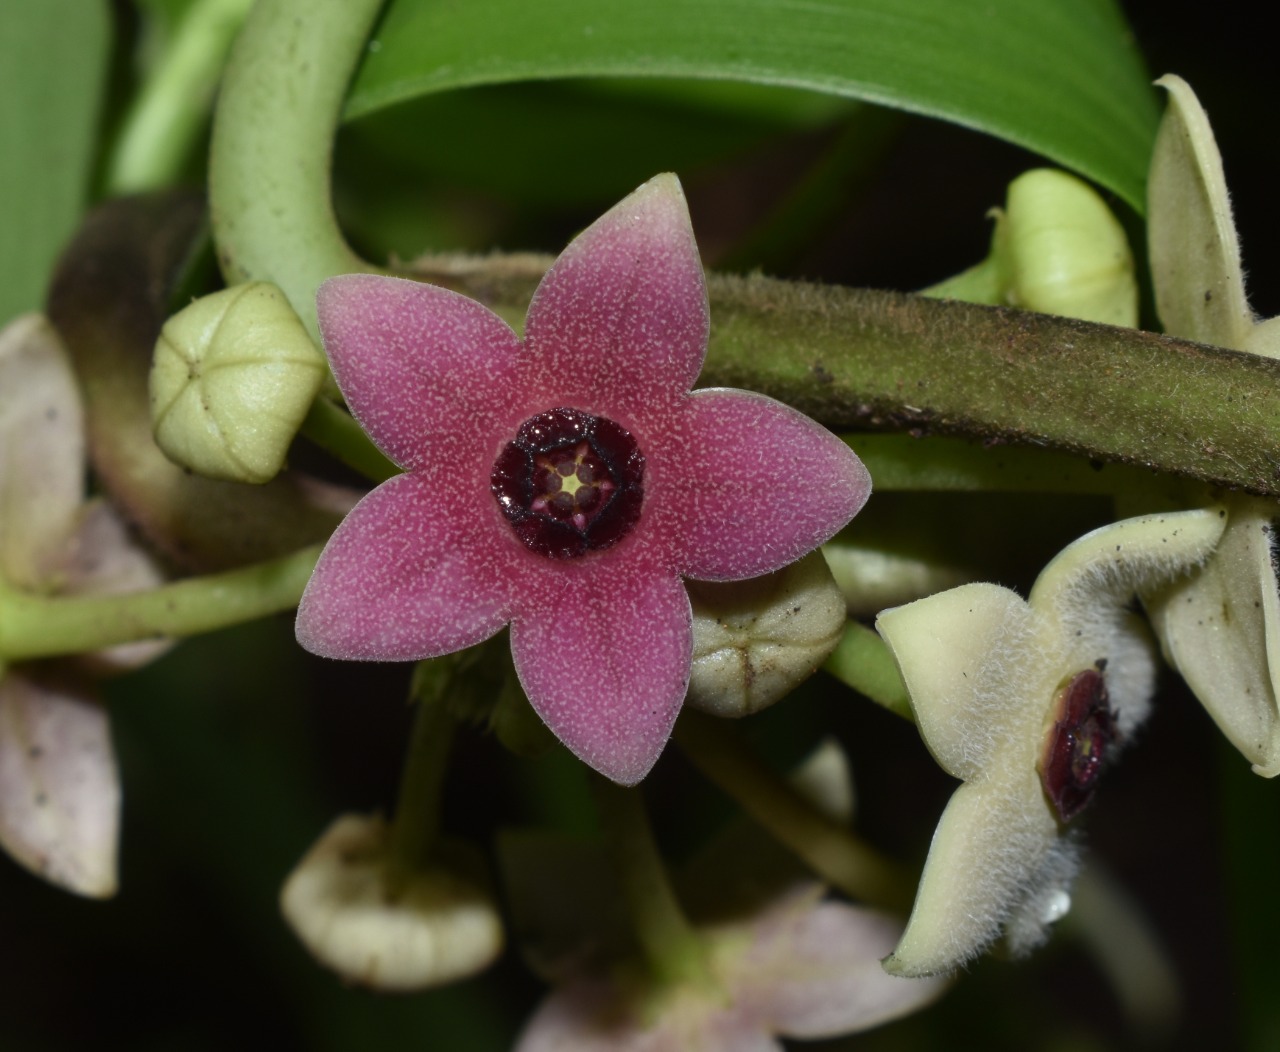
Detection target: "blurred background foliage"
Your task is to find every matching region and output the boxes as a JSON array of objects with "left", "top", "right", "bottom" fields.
[{"left": 1, "top": 0, "right": 1278, "bottom": 1048}]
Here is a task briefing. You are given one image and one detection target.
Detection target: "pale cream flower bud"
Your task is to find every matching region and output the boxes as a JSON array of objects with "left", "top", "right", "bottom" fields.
[
  {"left": 280, "top": 813, "right": 504, "bottom": 991},
  {"left": 994, "top": 168, "right": 1138, "bottom": 327},
  {"left": 150, "top": 282, "right": 326, "bottom": 483},
  {"left": 686, "top": 551, "right": 846, "bottom": 718}
]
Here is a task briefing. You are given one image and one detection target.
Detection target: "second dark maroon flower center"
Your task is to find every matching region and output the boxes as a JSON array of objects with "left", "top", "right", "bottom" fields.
[
  {"left": 1039, "top": 663, "right": 1116, "bottom": 823},
  {"left": 490, "top": 407, "right": 645, "bottom": 560}
]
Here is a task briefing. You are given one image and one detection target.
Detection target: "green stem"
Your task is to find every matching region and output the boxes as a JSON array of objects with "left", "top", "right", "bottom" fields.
[
  {"left": 591, "top": 776, "right": 711, "bottom": 988},
  {"left": 208, "top": 0, "right": 1280, "bottom": 497},
  {"left": 209, "top": 0, "right": 385, "bottom": 334},
  {"left": 675, "top": 709, "right": 911, "bottom": 910},
  {"left": 300, "top": 396, "right": 399, "bottom": 482},
  {"left": 106, "top": 0, "right": 254, "bottom": 194},
  {"left": 387, "top": 679, "right": 457, "bottom": 877},
  {"left": 823, "top": 621, "right": 913, "bottom": 720},
  {"left": 0, "top": 544, "right": 319, "bottom": 661}
]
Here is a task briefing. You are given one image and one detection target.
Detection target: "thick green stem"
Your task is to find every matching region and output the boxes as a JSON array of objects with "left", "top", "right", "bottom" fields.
[
  {"left": 209, "top": 0, "right": 385, "bottom": 334},
  {"left": 106, "top": 0, "right": 254, "bottom": 193},
  {"left": 207, "top": 0, "right": 1280, "bottom": 497},
  {"left": 0, "top": 545, "right": 319, "bottom": 661},
  {"left": 675, "top": 710, "right": 911, "bottom": 909},
  {"left": 387, "top": 683, "right": 457, "bottom": 877},
  {"left": 823, "top": 621, "right": 913, "bottom": 720},
  {"left": 591, "top": 776, "right": 711, "bottom": 988}
]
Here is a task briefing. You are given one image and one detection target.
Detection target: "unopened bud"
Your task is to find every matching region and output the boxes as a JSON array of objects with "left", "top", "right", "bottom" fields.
[
  {"left": 686, "top": 551, "right": 845, "bottom": 718},
  {"left": 994, "top": 169, "right": 1137, "bottom": 326},
  {"left": 280, "top": 813, "right": 504, "bottom": 991},
  {"left": 150, "top": 282, "right": 325, "bottom": 483}
]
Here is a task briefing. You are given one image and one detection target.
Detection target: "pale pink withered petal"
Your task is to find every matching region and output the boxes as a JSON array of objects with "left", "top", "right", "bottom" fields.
[
  {"left": 516, "top": 974, "right": 783, "bottom": 1052},
  {"left": 521, "top": 174, "right": 708, "bottom": 421},
  {"left": 297, "top": 472, "right": 511, "bottom": 661},
  {"left": 516, "top": 887, "right": 940, "bottom": 1051},
  {"left": 736, "top": 893, "right": 945, "bottom": 1036},
  {"left": 0, "top": 314, "right": 85, "bottom": 589},
  {"left": 671, "top": 389, "right": 871, "bottom": 581},
  {"left": 61, "top": 499, "right": 172, "bottom": 673},
  {"left": 0, "top": 673, "right": 120, "bottom": 898},
  {"left": 509, "top": 546, "right": 692, "bottom": 786},
  {"left": 317, "top": 275, "right": 524, "bottom": 471}
]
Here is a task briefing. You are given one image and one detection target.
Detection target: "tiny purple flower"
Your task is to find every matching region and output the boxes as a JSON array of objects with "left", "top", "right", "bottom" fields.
[{"left": 295, "top": 175, "right": 871, "bottom": 784}]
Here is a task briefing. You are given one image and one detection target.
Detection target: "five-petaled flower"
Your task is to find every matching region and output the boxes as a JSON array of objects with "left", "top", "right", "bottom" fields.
[
  {"left": 0, "top": 314, "right": 167, "bottom": 897},
  {"left": 874, "top": 508, "right": 1225, "bottom": 976},
  {"left": 515, "top": 884, "right": 944, "bottom": 1052},
  {"left": 295, "top": 175, "right": 871, "bottom": 784},
  {"left": 1143, "top": 74, "right": 1280, "bottom": 777}
]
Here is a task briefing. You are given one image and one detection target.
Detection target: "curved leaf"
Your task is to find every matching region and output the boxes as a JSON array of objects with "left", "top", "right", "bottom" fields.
[{"left": 348, "top": 0, "right": 1158, "bottom": 210}]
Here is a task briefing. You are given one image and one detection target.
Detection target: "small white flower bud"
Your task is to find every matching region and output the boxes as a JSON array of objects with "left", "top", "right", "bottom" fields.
[
  {"left": 686, "top": 551, "right": 846, "bottom": 718},
  {"left": 150, "top": 282, "right": 326, "bottom": 484},
  {"left": 280, "top": 813, "right": 504, "bottom": 991},
  {"left": 994, "top": 168, "right": 1138, "bottom": 327}
]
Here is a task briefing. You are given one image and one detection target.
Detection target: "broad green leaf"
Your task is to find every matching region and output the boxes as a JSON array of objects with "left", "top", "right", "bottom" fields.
[
  {"left": 348, "top": 0, "right": 1158, "bottom": 211},
  {"left": 0, "top": 0, "right": 111, "bottom": 325}
]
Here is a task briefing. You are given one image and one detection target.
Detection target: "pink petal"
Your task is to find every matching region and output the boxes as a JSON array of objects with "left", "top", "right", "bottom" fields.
[
  {"left": 734, "top": 893, "right": 946, "bottom": 1037},
  {"left": 317, "top": 275, "right": 524, "bottom": 471},
  {"left": 520, "top": 175, "right": 708, "bottom": 421},
  {"left": 0, "top": 314, "right": 84, "bottom": 589},
  {"left": 509, "top": 544, "right": 692, "bottom": 785},
  {"left": 296, "top": 472, "right": 512, "bottom": 661},
  {"left": 0, "top": 673, "right": 120, "bottom": 898},
  {"left": 515, "top": 973, "right": 783, "bottom": 1052},
  {"left": 667, "top": 389, "right": 871, "bottom": 581}
]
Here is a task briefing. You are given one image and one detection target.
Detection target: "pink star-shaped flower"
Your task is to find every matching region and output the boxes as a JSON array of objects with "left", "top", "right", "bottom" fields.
[{"left": 295, "top": 175, "right": 870, "bottom": 784}]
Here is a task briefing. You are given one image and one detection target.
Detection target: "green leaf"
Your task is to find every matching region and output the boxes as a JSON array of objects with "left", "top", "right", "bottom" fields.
[
  {"left": 348, "top": 0, "right": 1158, "bottom": 211},
  {"left": 0, "top": 0, "right": 112, "bottom": 325}
]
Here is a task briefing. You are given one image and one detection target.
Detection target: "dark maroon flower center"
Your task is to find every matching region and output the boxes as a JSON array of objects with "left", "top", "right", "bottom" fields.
[
  {"left": 490, "top": 407, "right": 645, "bottom": 559},
  {"left": 1039, "top": 664, "right": 1116, "bottom": 823}
]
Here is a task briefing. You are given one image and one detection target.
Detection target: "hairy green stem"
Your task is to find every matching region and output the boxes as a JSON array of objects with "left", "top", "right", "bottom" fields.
[
  {"left": 207, "top": 0, "right": 1280, "bottom": 498},
  {"left": 823, "top": 621, "right": 913, "bottom": 719},
  {"left": 107, "top": 0, "right": 254, "bottom": 193},
  {"left": 209, "top": 0, "right": 385, "bottom": 333},
  {"left": 0, "top": 545, "right": 319, "bottom": 661},
  {"left": 674, "top": 710, "right": 911, "bottom": 909},
  {"left": 591, "top": 776, "right": 711, "bottom": 988}
]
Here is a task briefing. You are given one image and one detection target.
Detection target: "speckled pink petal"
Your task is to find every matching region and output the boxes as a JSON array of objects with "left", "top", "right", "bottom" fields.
[
  {"left": 521, "top": 174, "right": 708, "bottom": 419},
  {"left": 296, "top": 472, "right": 511, "bottom": 661},
  {"left": 0, "top": 673, "right": 119, "bottom": 898},
  {"left": 671, "top": 389, "right": 871, "bottom": 581},
  {"left": 736, "top": 894, "right": 946, "bottom": 1037},
  {"left": 317, "top": 275, "right": 524, "bottom": 471},
  {"left": 509, "top": 548, "right": 692, "bottom": 785}
]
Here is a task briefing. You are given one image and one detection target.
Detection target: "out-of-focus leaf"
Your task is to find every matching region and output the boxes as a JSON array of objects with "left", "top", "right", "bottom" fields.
[
  {"left": 349, "top": 0, "right": 1157, "bottom": 210},
  {"left": 0, "top": 0, "right": 111, "bottom": 325}
]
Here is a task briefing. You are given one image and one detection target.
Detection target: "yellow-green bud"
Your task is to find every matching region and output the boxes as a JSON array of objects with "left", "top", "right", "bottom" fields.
[
  {"left": 280, "top": 813, "right": 504, "bottom": 991},
  {"left": 993, "top": 169, "right": 1137, "bottom": 327},
  {"left": 150, "top": 282, "right": 326, "bottom": 483},
  {"left": 686, "top": 551, "right": 845, "bottom": 718}
]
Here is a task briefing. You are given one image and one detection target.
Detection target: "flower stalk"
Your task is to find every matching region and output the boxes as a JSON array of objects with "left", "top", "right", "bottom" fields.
[
  {"left": 0, "top": 544, "right": 320, "bottom": 661},
  {"left": 675, "top": 710, "right": 910, "bottom": 909},
  {"left": 589, "top": 776, "right": 712, "bottom": 990},
  {"left": 386, "top": 668, "right": 458, "bottom": 881}
]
